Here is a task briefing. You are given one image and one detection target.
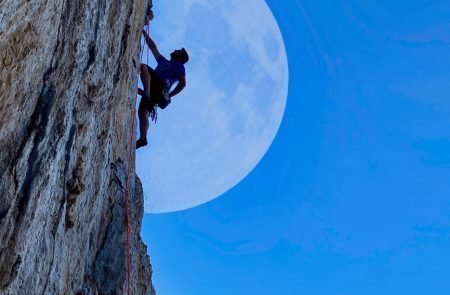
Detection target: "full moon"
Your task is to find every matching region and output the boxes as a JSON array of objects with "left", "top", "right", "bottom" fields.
[{"left": 136, "top": 0, "right": 288, "bottom": 213}]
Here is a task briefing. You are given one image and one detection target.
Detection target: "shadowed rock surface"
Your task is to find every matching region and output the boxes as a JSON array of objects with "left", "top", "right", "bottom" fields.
[{"left": 0, "top": 0, "right": 155, "bottom": 294}]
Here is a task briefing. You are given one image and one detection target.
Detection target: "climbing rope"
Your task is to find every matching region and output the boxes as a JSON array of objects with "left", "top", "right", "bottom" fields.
[
  {"left": 123, "top": 21, "right": 148, "bottom": 295},
  {"left": 146, "top": 24, "right": 150, "bottom": 66}
]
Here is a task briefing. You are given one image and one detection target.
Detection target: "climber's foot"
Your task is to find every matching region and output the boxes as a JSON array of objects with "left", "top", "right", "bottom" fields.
[{"left": 136, "top": 137, "right": 148, "bottom": 149}]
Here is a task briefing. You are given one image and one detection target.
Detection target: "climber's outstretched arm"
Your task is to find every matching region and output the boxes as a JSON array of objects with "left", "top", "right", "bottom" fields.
[
  {"left": 142, "top": 30, "right": 161, "bottom": 61},
  {"left": 169, "top": 76, "right": 186, "bottom": 98}
]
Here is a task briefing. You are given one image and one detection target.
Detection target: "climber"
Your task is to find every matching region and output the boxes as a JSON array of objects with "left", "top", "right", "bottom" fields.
[{"left": 136, "top": 29, "right": 189, "bottom": 149}]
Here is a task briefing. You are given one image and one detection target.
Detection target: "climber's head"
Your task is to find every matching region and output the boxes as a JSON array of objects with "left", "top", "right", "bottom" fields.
[{"left": 170, "top": 48, "right": 189, "bottom": 64}]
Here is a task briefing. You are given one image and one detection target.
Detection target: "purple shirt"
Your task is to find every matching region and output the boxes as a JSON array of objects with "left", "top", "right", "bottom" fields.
[{"left": 155, "top": 55, "right": 185, "bottom": 90}]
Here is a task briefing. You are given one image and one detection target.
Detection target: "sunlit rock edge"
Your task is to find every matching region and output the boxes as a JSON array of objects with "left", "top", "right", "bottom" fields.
[{"left": 0, "top": 0, "right": 156, "bottom": 294}]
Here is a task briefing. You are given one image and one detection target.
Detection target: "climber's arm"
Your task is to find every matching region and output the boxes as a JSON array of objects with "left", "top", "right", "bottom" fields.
[
  {"left": 142, "top": 30, "right": 161, "bottom": 61},
  {"left": 169, "top": 76, "right": 186, "bottom": 98}
]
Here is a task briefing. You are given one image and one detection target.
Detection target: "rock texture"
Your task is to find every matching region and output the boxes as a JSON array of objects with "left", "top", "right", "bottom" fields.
[{"left": 0, "top": 0, "right": 155, "bottom": 294}]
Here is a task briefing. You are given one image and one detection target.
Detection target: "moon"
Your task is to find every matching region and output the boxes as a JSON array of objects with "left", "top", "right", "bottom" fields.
[{"left": 136, "top": 0, "right": 289, "bottom": 213}]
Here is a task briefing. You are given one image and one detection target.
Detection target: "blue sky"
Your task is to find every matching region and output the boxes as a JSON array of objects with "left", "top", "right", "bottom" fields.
[{"left": 141, "top": 1, "right": 450, "bottom": 294}]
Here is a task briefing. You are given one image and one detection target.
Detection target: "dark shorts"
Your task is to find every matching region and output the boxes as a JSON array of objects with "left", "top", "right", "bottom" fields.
[{"left": 139, "top": 65, "right": 171, "bottom": 111}]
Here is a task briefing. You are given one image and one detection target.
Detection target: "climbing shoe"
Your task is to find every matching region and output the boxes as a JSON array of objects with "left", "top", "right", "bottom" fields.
[{"left": 136, "top": 138, "right": 148, "bottom": 149}]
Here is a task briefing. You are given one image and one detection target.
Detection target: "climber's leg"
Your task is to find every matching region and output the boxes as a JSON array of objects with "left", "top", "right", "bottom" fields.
[
  {"left": 137, "top": 100, "right": 150, "bottom": 149},
  {"left": 140, "top": 64, "right": 152, "bottom": 98}
]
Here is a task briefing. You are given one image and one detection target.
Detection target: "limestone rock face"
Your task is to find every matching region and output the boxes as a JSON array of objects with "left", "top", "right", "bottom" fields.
[{"left": 0, "top": 0, "right": 155, "bottom": 294}]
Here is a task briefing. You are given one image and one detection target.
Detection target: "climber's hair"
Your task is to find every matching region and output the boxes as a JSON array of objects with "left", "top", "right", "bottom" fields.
[{"left": 180, "top": 48, "right": 189, "bottom": 64}]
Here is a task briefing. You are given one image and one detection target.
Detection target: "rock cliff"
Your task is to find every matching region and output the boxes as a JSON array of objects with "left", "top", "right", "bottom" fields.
[{"left": 0, "top": 0, "right": 155, "bottom": 294}]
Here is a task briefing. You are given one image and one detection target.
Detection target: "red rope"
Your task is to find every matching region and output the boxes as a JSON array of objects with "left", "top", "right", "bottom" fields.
[
  {"left": 146, "top": 24, "right": 150, "bottom": 66},
  {"left": 123, "top": 23, "right": 148, "bottom": 295},
  {"left": 124, "top": 73, "right": 136, "bottom": 295}
]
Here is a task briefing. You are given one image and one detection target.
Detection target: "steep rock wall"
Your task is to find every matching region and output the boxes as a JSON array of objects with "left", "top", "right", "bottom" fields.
[{"left": 0, "top": 0, "right": 155, "bottom": 294}]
